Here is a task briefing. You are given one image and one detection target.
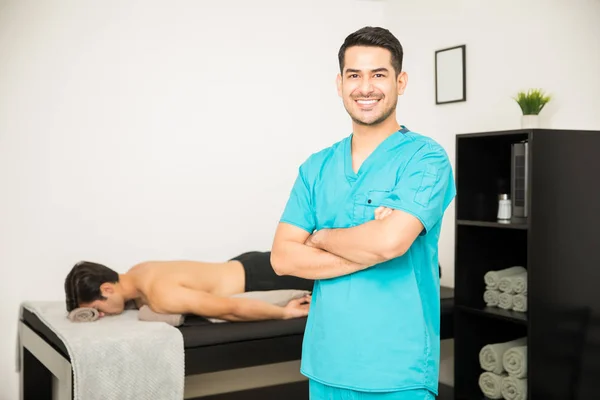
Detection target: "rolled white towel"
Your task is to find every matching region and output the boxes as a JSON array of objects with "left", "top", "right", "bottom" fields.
[
  {"left": 512, "top": 272, "right": 527, "bottom": 294},
  {"left": 512, "top": 294, "right": 527, "bottom": 313},
  {"left": 484, "top": 266, "right": 527, "bottom": 290},
  {"left": 498, "top": 277, "right": 512, "bottom": 293},
  {"left": 503, "top": 345, "right": 527, "bottom": 378},
  {"left": 498, "top": 271, "right": 527, "bottom": 294},
  {"left": 478, "top": 372, "right": 506, "bottom": 399},
  {"left": 484, "top": 289, "right": 500, "bottom": 307},
  {"left": 479, "top": 337, "right": 527, "bottom": 373},
  {"left": 501, "top": 376, "right": 527, "bottom": 400},
  {"left": 498, "top": 292, "right": 514, "bottom": 310}
]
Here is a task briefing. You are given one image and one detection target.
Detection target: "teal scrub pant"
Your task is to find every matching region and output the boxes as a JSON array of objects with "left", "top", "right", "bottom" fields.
[{"left": 309, "top": 380, "right": 436, "bottom": 400}]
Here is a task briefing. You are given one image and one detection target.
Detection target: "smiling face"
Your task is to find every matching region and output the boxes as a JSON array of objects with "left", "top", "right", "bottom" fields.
[{"left": 337, "top": 45, "right": 407, "bottom": 127}]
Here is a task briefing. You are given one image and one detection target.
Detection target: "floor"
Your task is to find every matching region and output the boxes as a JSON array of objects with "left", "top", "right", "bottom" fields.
[
  {"left": 197, "top": 382, "right": 455, "bottom": 399},
  {"left": 437, "top": 383, "right": 454, "bottom": 400}
]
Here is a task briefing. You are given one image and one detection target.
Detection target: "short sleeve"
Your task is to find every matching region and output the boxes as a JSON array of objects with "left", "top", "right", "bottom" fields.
[
  {"left": 279, "top": 164, "right": 316, "bottom": 234},
  {"left": 380, "top": 143, "right": 456, "bottom": 234}
]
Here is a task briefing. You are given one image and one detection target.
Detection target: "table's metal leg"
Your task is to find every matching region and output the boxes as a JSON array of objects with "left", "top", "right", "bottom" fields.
[
  {"left": 19, "top": 322, "right": 72, "bottom": 400},
  {"left": 20, "top": 340, "right": 24, "bottom": 400},
  {"left": 53, "top": 369, "right": 72, "bottom": 400}
]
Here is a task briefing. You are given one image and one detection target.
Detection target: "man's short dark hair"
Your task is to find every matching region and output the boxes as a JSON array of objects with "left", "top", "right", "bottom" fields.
[
  {"left": 338, "top": 26, "right": 404, "bottom": 76},
  {"left": 64, "top": 261, "right": 119, "bottom": 312}
]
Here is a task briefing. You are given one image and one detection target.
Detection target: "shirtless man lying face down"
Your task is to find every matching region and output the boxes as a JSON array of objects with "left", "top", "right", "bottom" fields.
[{"left": 64, "top": 251, "right": 314, "bottom": 322}]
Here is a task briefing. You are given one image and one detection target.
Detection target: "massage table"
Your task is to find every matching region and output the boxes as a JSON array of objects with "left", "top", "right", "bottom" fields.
[{"left": 18, "top": 286, "right": 454, "bottom": 400}]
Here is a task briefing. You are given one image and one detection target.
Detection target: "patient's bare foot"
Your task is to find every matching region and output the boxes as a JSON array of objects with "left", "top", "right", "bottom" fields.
[{"left": 283, "top": 295, "right": 311, "bottom": 319}]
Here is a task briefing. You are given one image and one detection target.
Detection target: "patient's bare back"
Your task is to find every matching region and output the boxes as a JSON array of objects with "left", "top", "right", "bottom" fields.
[{"left": 129, "top": 259, "right": 245, "bottom": 301}]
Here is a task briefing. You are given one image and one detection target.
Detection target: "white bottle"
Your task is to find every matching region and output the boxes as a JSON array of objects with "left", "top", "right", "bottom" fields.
[{"left": 497, "top": 194, "right": 512, "bottom": 223}]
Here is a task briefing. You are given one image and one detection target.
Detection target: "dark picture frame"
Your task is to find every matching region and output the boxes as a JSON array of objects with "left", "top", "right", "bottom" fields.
[{"left": 435, "top": 44, "right": 466, "bottom": 105}]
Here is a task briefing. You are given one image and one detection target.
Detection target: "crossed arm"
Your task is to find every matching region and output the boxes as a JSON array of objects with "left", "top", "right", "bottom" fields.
[{"left": 271, "top": 206, "right": 424, "bottom": 279}]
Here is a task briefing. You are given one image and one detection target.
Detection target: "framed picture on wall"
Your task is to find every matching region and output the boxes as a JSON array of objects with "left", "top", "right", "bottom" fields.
[{"left": 435, "top": 44, "right": 466, "bottom": 104}]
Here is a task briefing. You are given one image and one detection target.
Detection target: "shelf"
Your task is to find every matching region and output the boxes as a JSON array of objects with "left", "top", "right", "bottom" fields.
[
  {"left": 457, "top": 305, "right": 527, "bottom": 325},
  {"left": 456, "top": 129, "right": 533, "bottom": 138},
  {"left": 457, "top": 219, "right": 528, "bottom": 229}
]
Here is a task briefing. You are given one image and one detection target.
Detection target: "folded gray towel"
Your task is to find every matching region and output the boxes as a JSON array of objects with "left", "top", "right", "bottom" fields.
[{"left": 138, "top": 306, "right": 185, "bottom": 327}]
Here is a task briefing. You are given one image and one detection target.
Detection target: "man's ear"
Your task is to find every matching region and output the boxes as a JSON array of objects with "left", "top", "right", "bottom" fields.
[
  {"left": 100, "top": 283, "right": 114, "bottom": 296},
  {"left": 336, "top": 73, "right": 343, "bottom": 97},
  {"left": 396, "top": 71, "right": 408, "bottom": 96}
]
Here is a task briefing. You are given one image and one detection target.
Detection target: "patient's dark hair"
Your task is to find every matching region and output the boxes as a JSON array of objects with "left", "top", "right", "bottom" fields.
[
  {"left": 338, "top": 26, "right": 404, "bottom": 77},
  {"left": 64, "top": 261, "right": 119, "bottom": 312}
]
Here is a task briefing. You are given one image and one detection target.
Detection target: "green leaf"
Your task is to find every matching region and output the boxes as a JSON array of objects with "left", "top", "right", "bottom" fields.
[{"left": 512, "top": 88, "right": 552, "bottom": 115}]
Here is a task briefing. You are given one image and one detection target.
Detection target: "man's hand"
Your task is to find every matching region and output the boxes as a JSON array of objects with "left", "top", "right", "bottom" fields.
[
  {"left": 374, "top": 206, "right": 394, "bottom": 220},
  {"left": 271, "top": 223, "right": 372, "bottom": 279},
  {"left": 299, "top": 205, "right": 424, "bottom": 265},
  {"left": 304, "top": 231, "right": 320, "bottom": 248},
  {"left": 283, "top": 295, "right": 311, "bottom": 319},
  {"left": 304, "top": 206, "right": 394, "bottom": 247}
]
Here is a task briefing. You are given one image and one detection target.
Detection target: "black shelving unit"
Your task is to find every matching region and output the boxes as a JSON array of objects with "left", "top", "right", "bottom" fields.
[{"left": 453, "top": 128, "right": 600, "bottom": 399}]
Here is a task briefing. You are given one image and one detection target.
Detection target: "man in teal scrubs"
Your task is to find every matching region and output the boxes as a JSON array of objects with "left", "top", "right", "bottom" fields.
[{"left": 270, "top": 26, "right": 456, "bottom": 399}]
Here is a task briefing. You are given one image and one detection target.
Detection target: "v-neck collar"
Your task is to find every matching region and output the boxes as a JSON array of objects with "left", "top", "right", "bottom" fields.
[{"left": 344, "top": 125, "right": 409, "bottom": 182}]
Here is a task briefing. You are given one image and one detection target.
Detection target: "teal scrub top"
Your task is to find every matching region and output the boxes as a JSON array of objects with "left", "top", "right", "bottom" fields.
[{"left": 279, "top": 127, "right": 456, "bottom": 394}]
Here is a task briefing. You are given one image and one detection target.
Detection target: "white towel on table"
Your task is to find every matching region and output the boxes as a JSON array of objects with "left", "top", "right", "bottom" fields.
[
  {"left": 512, "top": 294, "right": 527, "bottom": 313},
  {"left": 20, "top": 301, "right": 184, "bottom": 400},
  {"left": 484, "top": 266, "right": 527, "bottom": 290},
  {"left": 502, "top": 376, "right": 527, "bottom": 400},
  {"left": 498, "top": 271, "right": 527, "bottom": 294},
  {"left": 503, "top": 345, "right": 527, "bottom": 378},
  {"left": 484, "top": 289, "right": 500, "bottom": 307},
  {"left": 479, "top": 337, "right": 527, "bottom": 374},
  {"left": 498, "top": 292, "right": 514, "bottom": 310},
  {"left": 478, "top": 372, "right": 506, "bottom": 399}
]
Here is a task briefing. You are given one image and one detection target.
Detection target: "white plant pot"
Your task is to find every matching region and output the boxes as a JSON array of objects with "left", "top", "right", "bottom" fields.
[{"left": 521, "top": 114, "right": 539, "bottom": 129}]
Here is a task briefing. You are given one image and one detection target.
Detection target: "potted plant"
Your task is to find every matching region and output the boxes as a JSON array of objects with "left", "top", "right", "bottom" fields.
[{"left": 513, "top": 88, "right": 552, "bottom": 128}]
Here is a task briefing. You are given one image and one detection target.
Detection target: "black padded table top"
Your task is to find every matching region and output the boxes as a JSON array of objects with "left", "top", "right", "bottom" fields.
[
  {"left": 440, "top": 285, "right": 453, "bottom": 299},
  {"left": 440, "top": 286, "right": 454, "bottom": 340},
  {"left": 179, "top": 315, "right": 307, "bottom": 348},
  {"left": 440, "top": 286, "right": 454, "bottom": 310},
  {"left": 21, "top": 286, "right": 455, "bottom": 359}
]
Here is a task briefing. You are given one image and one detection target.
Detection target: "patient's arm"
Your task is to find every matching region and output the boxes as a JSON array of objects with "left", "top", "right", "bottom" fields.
[
  {"left": 270, "top": 222, "right": 372, "bottom": 280},
  {"left": 150, "top": 285, "right": 309, "bottom": 322}
]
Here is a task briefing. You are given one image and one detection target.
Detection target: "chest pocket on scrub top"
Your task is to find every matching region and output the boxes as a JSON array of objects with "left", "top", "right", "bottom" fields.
[{"left": 352, "top": 189, "right": 391, "bottom": 224}]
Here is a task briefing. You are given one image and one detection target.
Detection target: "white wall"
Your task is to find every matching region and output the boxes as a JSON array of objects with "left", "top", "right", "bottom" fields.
[
  {"left": 386, "top": 0, "right": 600, "bottom": 287},
  {"left": 0, "top": 1, "right": 385, "bottom": 398}
]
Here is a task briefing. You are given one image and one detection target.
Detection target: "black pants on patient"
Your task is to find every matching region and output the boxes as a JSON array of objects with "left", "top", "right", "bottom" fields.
[{"left": 230, "top": 251, "right": 314, "bottom": 292}]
